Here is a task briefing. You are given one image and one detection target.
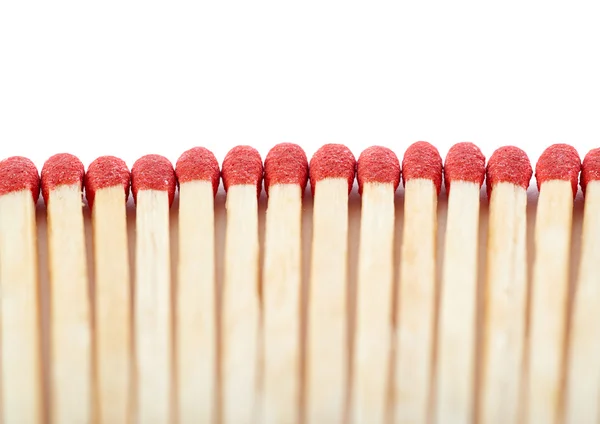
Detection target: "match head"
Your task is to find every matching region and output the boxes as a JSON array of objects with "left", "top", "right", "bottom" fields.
[
  {"left": 0, "top": 156, "right": 40, "bottom": 203},
  {"left": 264, "top": 143, "right": 309, "bottom": 195},
  {"left": 357, "top": 146, "right": 400, "bottom": 194},
  {"left": 309, "top": 144, "right": 356, "bottom": 195},
  {"left": 444, "top": 142, "right": 486, "bottom": 192},
  {"left": 131, "top": 154, "right": 177, "bottom": 206},
  {"left": 221, "top": 145, "right": 263, "bottom": 195},
  {"left": 402, "top": 141, "right": 443, "bottom": 194},
  {"left": 41, "top": 153, "right": 85, "bottom": 204},
  {"left": 535, "top": 144, "right": 581, "bottom": 197},
  {"left": 85, "top": 156, "right": 130, "bottom": 209},
  {"left": 175, "top": 147, "right": 220, "bottom": 196},
  {"left": 486, "top": 146, "right": 532, "bottom": 197},
  {"left": 582, "top": 148, "right": 600, "bottom": 195}
]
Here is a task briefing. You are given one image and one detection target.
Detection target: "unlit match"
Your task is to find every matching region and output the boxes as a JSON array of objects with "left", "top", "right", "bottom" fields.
[
  {"left": 480, "top": 146, "right": 532, "bottom": 424},
  {"left": 395, "top": 141, "right": 443, "bottom": 424},
  {"left": 435, "top": 142, "right": 486, "bottom": 424},
  {"left": 0, "top": 157, "right": 43, "bottom": 424},
  {"left": 262, "top": 143, "right": 309, "bottom": 424},
  {"left": 526, "top": 144, "right": 581, "bottom": 424},
  {"left": 352, "top": 146, "right": 399, "bottom": 424},
  {"left": 85, "top": 155, "right": 132, "bottom": 424},
  {"left": 221, "top": 145, "right": 263, "bottom": 424},
  {"left": 42, "top": 153, "right": 92, "bottom": 424},
  {"left": 131, "top": 154, "right": 177, "bottom": 424},
  {"left": 307, "top": 143, "right": 356, "bottom": 424},
  {"left": 175, "top": 146, "right": 220, "bottom": 424}
]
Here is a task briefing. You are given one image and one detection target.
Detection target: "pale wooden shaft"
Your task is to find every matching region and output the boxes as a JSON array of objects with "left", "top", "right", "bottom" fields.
[
  {"left": 480, "top": 182, "right": 528, "bottom": 424},
  {"left": 262, "top": 184, "right": 303, "bottom": 424},
  {"left": 47, "top": 183, "right": 92, "bottom": 424},
  {"left": 565, "top": 181, "right": 600, "bottom": 424},
  {"left": 135, "top": 189, "right": 172, "bottom": 424},
  {"left": 0, "top": 190, "right": 43, "bottom": 424},
  {"left": 307, "top": 178, "right": 349, "bottom": 424},
  {"left": 222, "top": 184, "right": 260, "bottom": 424},
  {"left": 177, "top": 181, "right": 216, "bottom": 424},
  {"left": 395, "top": 178, "right": 438, "bottom": 424},
  {"left": 526, "top": 179, "right": 573, "bottom": 424},
  {"left": 93, "top": 186, "right": 132, "bottom": 424},
  {"left": 353, "top": 182, "right": 395, "bottom": 424},
  {"left": 435, "top": 180, "right": 481, "bottom": 424}
]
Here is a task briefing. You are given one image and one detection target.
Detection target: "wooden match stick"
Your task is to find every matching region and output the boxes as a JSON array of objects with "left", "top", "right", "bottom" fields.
[
  {"left": 85, "top": 156, "right": 132, "bottom": 424},
  {"left": 395, "top": 141, "right": 443, "bottom": 423},
  {"left": 434, "top": 142, "right": 485, "bottom": 424},
  {"left": 306, "top": 143, "right": 356, "bottom": 424},
  {"left": 174, "top": 147, "right": 220, "bottom": 424},
  {"left": 131, "top": 154, "right": 177, "bottom": 424},
  {"left": 352, "top": 146, "right": 399, "bottom": 423},
  {"left": 565, "top": 148, "right": 600, "bottom": 423},
  {"left": 526, "top": 144, "right": 580, "bottom": 424},
  {"left": 0, "top": 157, "right": 43, "bottom": 424},
  {"left": 262, "top": 143, "right": 308, "bottom": 424},
  {"left": 480, "top": 146, "right": 532, "bottom": 423},
  {"left": 221, "top": 145, "right": 263, "bottom": 424},
  {"left": 41, "top": 153, "right": 92, "bottom": 423}
]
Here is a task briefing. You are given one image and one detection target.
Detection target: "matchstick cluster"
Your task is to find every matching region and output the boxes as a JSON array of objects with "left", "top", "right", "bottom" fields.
[{"left": 0, "top": 141, "right": 597, "bottom": 423}]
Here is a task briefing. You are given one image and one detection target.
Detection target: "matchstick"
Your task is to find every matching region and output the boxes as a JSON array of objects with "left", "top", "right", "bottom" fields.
[
  {"left": 41, "top": 153, "right": 92, "bottom": 424},
  {"left": 526, "top": 144, "right": 580, "bottom": 424},
  {"left": 306, "top": 143, "right": 356, "bottom": 424},
  {"left": 434, "top": 142, "right": 485, "bottom": 424},
  {"left": 131, "top": 154, "right": 177, "bottom": 424},
  {"left": 352, "top": 146, "right": 400, "bottom": 424},
  {"left": 480, "top": 146, "right": 532, "bottom": 423},
  {"left": 0, "top": 157, "right": 43, "bottom": 424},
  {"left": 395, "top": 141, "right": 443, "bottom": 423},
  {"left": 175, "top": 147, "right": 220, "bottom": 424},
  {"left": 221, "top": 145, "right": 263, "bottom": 424},
  {"left": 85, "top": 156, "right": 132, "bottom": 424},
  {"left": 262, "top": 143, "right": 308, "bottom": 424},
  {"left": 565, "top": 148, "right": 600, "bottom": 424}
]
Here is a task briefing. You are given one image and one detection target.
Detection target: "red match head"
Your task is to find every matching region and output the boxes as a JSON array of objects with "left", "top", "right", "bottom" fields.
[
  {"left": 264, "top": 143, "right": 308, "bottom": 195},
  {"left": 175, "top": 147, "right": 220, "bottom": 196},
  {"left": 221, "top": 146, "right": 263, "bottom": 195},
  {"left": 582, "top": 148, "right": 600, "bottom": 195},
  {"left": 41, "top": 153, "right": 85, "bottom": 204},
  {"left": 309, "top": 144, "right": 356, "bottom": 195},
  {"left": 357, "top": 146, "right": 400, "bottom": 194},
  {"left": 535, "top": 144, "right": 581, "bottom": 197},
  {"left": 444, "top": 142, "right": 486, "bottom": 192},
  {"left": 486, "top": 146, "right": 532, "bottom": 198},
  {"left": 402, "top": 141, "right": 443, "bottom": 195},
  {"left": 0, "top": 156, "right": 40, "bottom": 203},
  {"left": 85, "top": 156, "right": 130, "bottom": 209},
  {"left": 131, "top": 155, "right": 177, "bottom": 206}
]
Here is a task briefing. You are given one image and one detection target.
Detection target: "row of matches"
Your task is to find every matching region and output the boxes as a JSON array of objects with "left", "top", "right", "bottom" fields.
[{"left": 0, "top": 140, "right": 595, "bottom": 424}]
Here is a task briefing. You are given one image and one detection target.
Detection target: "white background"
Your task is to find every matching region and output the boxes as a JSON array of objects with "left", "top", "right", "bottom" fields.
[{"left": 2, "top": 0, "right": 600, "bottom": 176}]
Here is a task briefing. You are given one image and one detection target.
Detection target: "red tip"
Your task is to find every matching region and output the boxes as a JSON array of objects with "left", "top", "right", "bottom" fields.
[
  {"left": 582, "top": 148, "right": 600, "bottom": 195},
  {"left": 535, "top": 144, "right": 581, "bottom": 197},
  {"left": 444, "top": 142, "right": 486, "bottom": 192},
  {"left": 402, "top": 141, "right": 443, "bottom": 195},
  {"left": 264, "top": 143, "right": 309, "bottom": 195},
  {"left": 486, "top": 146, "right": 532, "bottom": 197},
  {"left": 0, "top": 156, "right": 40, "bottom": 203},
  {"left": 131, "top": 155, "right": 176, "bottom": 206},
  {"left": 175, "top": 147, "right": 220, "bottom": 196},
  {"left": 41, "top": 153, "right": 85, "bottom": 204},
  {"left": 85, "top": 156, "right": 130, "bottom": 209},
  {"left": 309, "top": 144, "right": 356, "bottom": 195},
  {"left": 357, "top": 146, "right": 400, "bottom": 194},
  {"left": 221, "top": 145, "right": 263, "bottom": 195}
]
